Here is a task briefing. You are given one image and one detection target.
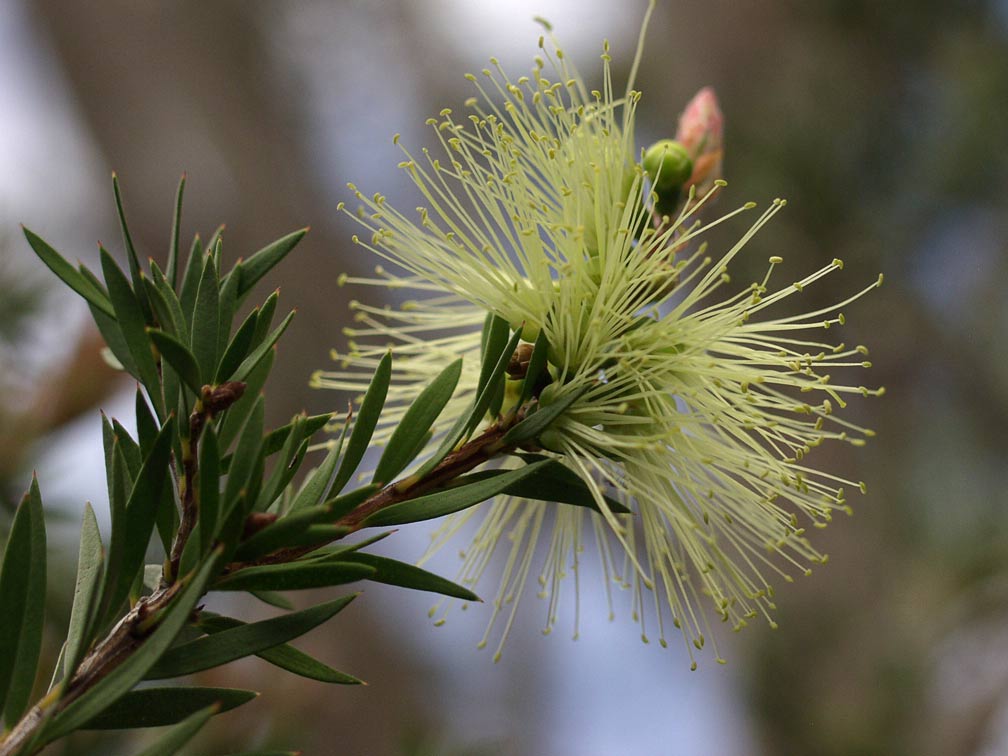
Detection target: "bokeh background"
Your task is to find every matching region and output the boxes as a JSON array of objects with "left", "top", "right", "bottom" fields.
[{"left": 2, "top": 1, "right": 1007, "bottom": 754}]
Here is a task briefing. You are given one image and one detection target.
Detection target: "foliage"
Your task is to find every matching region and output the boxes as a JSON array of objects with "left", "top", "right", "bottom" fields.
[{"left": 0, "top": 177, "right": 567, "bottom": 755}]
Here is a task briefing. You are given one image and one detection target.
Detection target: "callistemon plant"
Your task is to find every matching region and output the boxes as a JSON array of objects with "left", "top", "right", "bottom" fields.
[
  {"left": 0, "top": 2, "right": 883, "bottom": 754},
  {"left": 315, "top": 3, "right": 884, "bottom": 666}
]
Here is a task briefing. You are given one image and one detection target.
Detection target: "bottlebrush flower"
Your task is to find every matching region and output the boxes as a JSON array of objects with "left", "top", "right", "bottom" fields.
[{"left": 313, "top": 2, "right": 883, "bottom": 666}]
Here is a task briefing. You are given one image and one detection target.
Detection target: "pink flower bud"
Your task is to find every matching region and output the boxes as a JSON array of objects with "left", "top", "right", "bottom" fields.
[{"left": 675, "top": 87, "right": 724, "bottom": 197}]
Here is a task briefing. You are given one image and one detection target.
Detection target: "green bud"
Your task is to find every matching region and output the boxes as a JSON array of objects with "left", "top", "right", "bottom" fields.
[{"left": 642, "top": 140, "right": 693, "bottom": 196}]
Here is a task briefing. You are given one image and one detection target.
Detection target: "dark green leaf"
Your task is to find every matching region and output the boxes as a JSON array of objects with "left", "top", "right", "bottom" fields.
[
  {"left": 250, "top": 591, "right": 293, "bottom": 611},
  {"left": 373, "top": 358, "right": 462, "bottom": 485},
  {"left": 106, "top": 418, "right": 176, "bottom": 619},
  {"left": 99, "top": 246, "right": 164, "bottom": 415},
  {"left": 287, "top": 424, "right": 347, "bottom": 515},
  {"left": 217, "top": 347, "right": 273, "bottom": 452},
  {"left": 217, "top": 264, "right": 240, "bottom": 359},
  {"left": 214, "top": 305, "right": 259, "bottom": 383},
  {"left": 476, "top": 314, "right": 510, "bottom": 398},
  {"left": 39, "top": 551, "right": 222, "bottom": 743},
  {"left": 199, "top": 614, "right": 361, "bottom": 684},
  {"left": 166, "top": 174, "right": 186, "bottom": 290},
  {"left": 90, "top": 300, "right": 138, "bottom": 377},
  {"left": 112, "top": 173, "right": 153, "bottom": 324},
  {"left": 136, "top": 387, "right": 159, "bottom": 456},
  {"left": 255, "top": 415, "right": 309, "bottom": 513},
  {"left": 212, "top": 562, "right": 374, "bottom": 592},
  {"left": 178, "top": 233, "right": 203, "bottom": 316},
  {"left": 112, "top": 419, "right": 142, "bottom": 481},
  {"left": 518, "top": 329, "right": 550, "bottom": 406},
  {"left": 331, "top": 352, "right": 391, "bottom": 494},
  {"left": 190, "top": 252, "right": 221, "bottom": 385},
  {"left": 97, "top": 442, "right": 130, "bottom": 628},
  {"left": 283, "top": 524, "right": 351, "bottom": 549},
  {"left": 198, "top": 425, "right": 221, "bottom": 556},
  {"left": 339, "top": 553, "right": 478, "bottom": 601},
  {"left": 363, "top": 460, "right": 550, "bottom": 527},
  {"left": 222, "top": 395, "right": 264, "bottom": 523},
  {"left": 325, "top": 484, "right": 380, "bottom": 521},
  {"left": 231, "top": 504, "right": 330, "bottom": 563},
  {"left": 149, "top": 329, "right": 202, "bottom": 394},
  {"left": 502, "top": 385, "right": 585, "bottom": 446},
  {"left": 262, "top": 413, "right": 332, "bottom": 458},
  {"left": 133, "top": 702, "right": 217, "bottom": 756},
  {"left": 230, "top": 310, "right": 295, "bottom": 384},
  {"left": 82, "top": 686, "right": 256, "bottom": 729},
  {"left": 250, "top": 290, "right": 279, "bottom": 348},
  {"left": 149, "top": 261, "right": 189, "bottom": 342},
  {"left": 0, "top": 477, "right": 47, "bottom": 725},
  {"left": 22, "top": 227, "right": 114, "bottom": 317},
  {"left": 237, "top": 228, "right": 308, "bottom": 302},
  {"left": 146, "top": 595, "right": 357, "bottom": 679},
  {"left": 491, "top": 458, "right": 630, "bottom": 514},
  {"left": 62, "top": 503, "right": 104, "bottom": 688}
]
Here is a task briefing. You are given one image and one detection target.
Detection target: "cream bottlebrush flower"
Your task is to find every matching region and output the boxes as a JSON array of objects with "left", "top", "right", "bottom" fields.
[{"left": 314, "top": 3, "right": 883, "bottom": 666}]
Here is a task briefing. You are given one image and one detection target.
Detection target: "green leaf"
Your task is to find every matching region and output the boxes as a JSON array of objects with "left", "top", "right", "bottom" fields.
[
  {"left": 146, "top": 595, "right": 357, "bottom": 679},
  {"left": 199, "top": 614, "right": 361, "bottom": 684},
  {"left": 97, "top": 441, "right": 130, "bottom": 628},
  {"left": 190, "top": 252, "right": 221, "bottom": 385},
  {"left": 149, "top": 329, "right": 202, "bottom": 394},
  {"left": 217, "top": 347, "right": 273, "bottom": 452},
  {"left": 82, "top": 686, "right": 256, "bottom": 729},
  {"left": 107, "top": 417, "right": 177, "bottom": 614},
  {"left": 373, "top": 358, "right": 462, "bottom": 485},
  {"left": 22, "top": 226, "right": 114, "bottom": 317},
  {"left": 222, "top": 395, "right": 265, "bottom": 524},
  {"left": 133, "top": 702, "right": 217, "bottom": 756},
  {"left": 150, "top": 261, "right": 189, "bottom": 341},
  {"left": 62, "top": 503, "right": 104, "bottom": 688},
  {"left": 325, "top": 484, "right": 380, "bottom": 521},
  {"left": 211, "top": 562, "right": 374, "bottom": 592},
  {"left": 39, "top": 551, "right": 223, "bottom": 744},
  {"left": 198, "top": 424, "right": 221, "bottom": 556},
  {"left": 502, "top": 385, "right": 585, "bottom": 446},
  {"left": 412, "top": 326, "right": 522, "bottom": 481},
  {"left": 483, "top": 457, "right": 630, "bottom": 514},
  {"left": 476, "top": 314, "right": 510, "bottom": 398},
  {"left": 166, "top": 174, "right": 186, "bottom": 290},
  {"left": 112, "top": 418, "right": 142, "bottom": 480},
  {"left": 232, "top": 504, "right": 330, "bottom": 563},
  {"left": 0, "top": 477, "right": 47, "bottom": 725},
  {"left": 250, "top": 289, "right": 279, "bottom": 348},
  {"left": 287, "top": 424, "right": 347, "bottom": 515},
  {"left": 362, "top": 460, "right": 550, "bottom": 527},
  {"left": 214, "top": 304, "right": 259, "bottom": 383},
  {"left": 217, "top": 264, "right": 240, "bottom": 360},
  {"left": 331, "top": 352, "right": 391, "bottom": 494},
  {"left": 338, "top": 553, "right": 478, "bottom": 601},
  {"left": 112, "top": 173, "right": 154, "bottom": 324},
  {"left": 178, "top": 233, "right": 203, "bottom": 316},
  {"left": 236, "top": 228, "right": 308, "bottom": 302},
  {"left": 262, "top": 413, "right": 332, "bottom": 459},
  {"left": 250, "top": 590, "right": 293, "bottom": 611},
  {"left": 230, "top": 310, "right": 295, "bottom": 384},
  {"left": 255, "top": 415, "right": 309, "bottom": 513},
  {"left": 100, "top": 245, "right": 162, "bottom": 393},
  {"left": 136, "top": 387, "right": 159, "bottom": 456},
  {"left": 518, "top": 329, "right": 550, "bottom": 406}
]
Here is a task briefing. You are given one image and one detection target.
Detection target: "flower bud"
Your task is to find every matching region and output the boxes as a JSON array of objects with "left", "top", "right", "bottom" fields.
[
  {"left": 642, "top": 139, "right": 693, "bottom": 197},
  {"left": 675, "top": 86, "right": 723, "bottom": 197}
]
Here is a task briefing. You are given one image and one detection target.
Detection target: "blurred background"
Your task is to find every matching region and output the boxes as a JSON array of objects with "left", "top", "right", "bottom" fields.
[{"left": 1, "top": 0, "right": 1007, "bottom": 754}]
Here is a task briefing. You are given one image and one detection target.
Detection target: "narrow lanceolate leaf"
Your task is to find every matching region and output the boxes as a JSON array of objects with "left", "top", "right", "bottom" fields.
[
  {"left": 337, "top": 553, "right": 479, "bottom": 601},
  {"left": 178, "top": 233, "right": 203, "bottom": 316},
  {"left": 99, "top": 247, "right": 165, "bottom": 417},
  {"left": 372, "top": 357, "right": 462, "bottom": 485},
  {"left": 502, "top": 385, "right": 585, "bottom": 446},
  {"left": 149, "top": 329, "right": 202, "bottom": 394},
  {"left": 518, "top": 329, "right": 550, "bottom": 407},
  {"left": 325, "top": 484, "right": 380, "bottom": 522},
  {"left": 287, "top": 426, "right": 347, "bottom": 514},
  {"left": 211, "top": 562, "right": 374, "bottom": 592},
  {"left": 112, "top": 173, "right": 153, "bottom": 323},
  {"left": 82, "top": 687, "right": 256, "bottom": 729},
  {"left": 474, "top": 458, "right": 631, "bottom": 515},
  {"left": 198, "top": 424, "right": 221, "bottom": 556},
  {"left": 107, "top": 417, "right": 177, "bottom": 614},
  {"left": 331, "top": 352, "right": 391, "bottom": 494},
  {"left": 262, "top": 413, "right": 332, "bottom": 458},
  {"left": 133, "top": 702, "right": 217, "bottom": 756},
  {"left": 0, "top": 477, "right": 47, "bottom": 726},
  {"left": 63, "top": 503, "right": 104, "bottom": 687},
  {"left": 146, "top": 595, "right": 358, "bottom": 679},
  {"left": 222, "top": 395, "right": 265, "bottom": 525},
  {"left": 22, "top": 227, "right": 114, "bottom": 317},
  {"left": 199, "top": 614, "right": 361, "bottom": 684},
  {"left": 149, "top": 261, "right": 189, "bottom": 342},
  {"left": 362, "top": 460, "right": 550, "bottom": 527},
  {"left": 236, "top": 228, "right": 308, "bottom": 302},
  {"left": 166, "top": 174, "right": 186, "bottom": 289},
  {"left": 214, "top": 304, "right": 259, "bottom": 383},
  {"left": 230, "top": 309, "right": 295, "bottom": 384},
  {"left": 232, "top": 504, "right": 331, "bottom": 563},
  {"left": 190, "top": 252, "right": 221, "bottom": 385},
  {"left": 217, "top": 347, "right": 273, "bottom": 451},
  {"left": 251, "top": 591, "right": 294, "bottom": 610},
  {"left": 97, "top": 442, "right": 130, "bottom": 628},
  {"left": 39, "top": 551, "right": 223, "bottom": 744},
  {"left": 414, "top": 326, "right": 523, "bottom": 481}
]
